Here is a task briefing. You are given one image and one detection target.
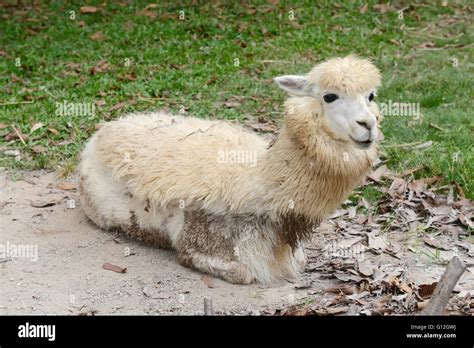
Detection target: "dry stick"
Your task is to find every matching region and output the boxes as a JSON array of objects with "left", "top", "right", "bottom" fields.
[
  {"left": 399, "top": 165, "right": 426, "bottom": 177},
  {"left": 203, "top": 298, "right": 213, "bottom": 316},
  {"left": 0, "top": 101, "right": 33, "bottom": 106},
  {"left": 419, "top": 256, "right": 466, "bottom": 316},
  {"left": 11, "top": 125, "right": 26, "bottom": 146},
  {"left": 383, "top": 141, "right": 423, "bottom": 148},
  {"left": 178, "top": 123, "right": 220, "bottom": 141}
]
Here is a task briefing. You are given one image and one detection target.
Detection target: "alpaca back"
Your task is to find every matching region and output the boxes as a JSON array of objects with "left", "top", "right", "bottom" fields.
[{"left": 93, "top": 112, "right": 269, "bottom": 213}]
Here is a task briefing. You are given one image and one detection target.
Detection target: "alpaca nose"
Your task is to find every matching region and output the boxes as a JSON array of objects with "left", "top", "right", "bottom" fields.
[
  {"left": 356, "top": 117, "right": 375, "bottom": 130},
  {"left": 356, "top": 121, "right": 371, "bottom": 130}
]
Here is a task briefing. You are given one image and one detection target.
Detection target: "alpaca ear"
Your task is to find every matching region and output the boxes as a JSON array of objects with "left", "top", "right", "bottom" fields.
[{"left": 274, "top": 75, "right": 311, "bottom": 96}]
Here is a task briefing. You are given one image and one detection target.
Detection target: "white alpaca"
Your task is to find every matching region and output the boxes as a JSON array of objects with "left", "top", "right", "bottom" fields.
[{"left": 79, "top": 55, "right": 382, "bottom": 284}]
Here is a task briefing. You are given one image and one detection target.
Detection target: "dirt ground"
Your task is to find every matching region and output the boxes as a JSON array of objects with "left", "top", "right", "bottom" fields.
[{"left": 1, "top": 170, "right": 473, "bottom": 315}]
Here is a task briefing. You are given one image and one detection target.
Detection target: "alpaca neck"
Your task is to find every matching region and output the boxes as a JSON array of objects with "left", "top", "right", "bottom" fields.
[{"left": 259, "top": 115, "right": 377, "bottom": 223}]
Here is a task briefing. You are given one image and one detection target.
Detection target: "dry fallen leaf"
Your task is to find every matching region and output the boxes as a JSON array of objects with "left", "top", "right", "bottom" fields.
[
  {"left": 334, "top": 273, "right": 365, "bottom": 283},
  {"left": 399, "top": 165, "right": 426, "bottom": 177},
  {"left": 120, "top": 73, "right": 137, "bottom": 81},
  {"left": 373, "top": 3, "right": 392, "bottom": 13},
  {"left": 95, "top": 99, "right": 106, "bottom": 107},
  {"left": 368, "top": 165, "right": 388, "bottom": 183},
  {"left": 458, "top": 214, "right": 473, "bottom": 229},
  {"left": 325, "top": 284, "right": 356, "bottom": 295},
  {"left": 223, "top": 100, "right": 241, "bottom": 108},
  {"left": 145, "top": 4, "right": 158, "bottom": 10},
  {"left": 4, "top": 130, "right": 28, "bottom": 142},
  {"left": 423, "top": 236, "right": 451, "bottom": 251},
  {"left": 109, "top": 101, "right": 127, "bottom": 112},
  {"left": 29, "top": 196, "right": 65, "bottom": 208},
  {"left": 53, "top": 140, "right": 74, "bottom": 146},
  {"left": 0, "top": 201, "right": 13, "bottom": 210},
  {"left": 31, "top": 145, "right": 47, "bottom": 154},
  {"left": 3, "top": 149, "right": 20, "bottom": 157},
  {"left": 11, "top": 73, "right": 24, "bottom": 84},
  {"left": 418, "top": 282, "right": 438, "bottom": 300},
  {"left": 48, "top": 128, "right": 60, "bottom": 135},
  {"left": 102, "top": 262, "right": 127, "bottom": 273},
  {"left": 419, "top": 42, "right": 437, "bottom": 49},
  {"left": 246, "top": 120, "right": 279, "bottom": 133},
  {"left": 358, "top": 259, "right": 374, "bottom": 277},
  {"left": 201, "top": 275, "right": 216, "bottom": 288},
  {"left": 90, "top": 60, "right": 109, "bottom": 75},
  {"left": 56, "top": 182, "right": 78, "bottom": 191},
  {"left": 281, "top": 305, "right": 310, "bottom": 316},
  {"left": 312, "top": 306, "right": 349, "bottom": 315},
  {"left": 206, "top": 75, "right": 217, "bottom": 85},
  {"left": 90, "top": 31, "right": 105, "bottom": 41},
  {"left": 0, "top": 48, "right": 12, "bottom": 58},
  {"left": 411, "top": 141, "right": 433, "bottom": 150},
  {"left": 30, "top": 122, "right": 44, "bottom": 133},
  {"left": 80, "top": 6, "right": 100, "bottom": 14},
  {"left": 367, "top": 232, "right": 388, "bottom": 251},
  {"left": 140, "top": 10, "right": 158, "bottom": 18}
]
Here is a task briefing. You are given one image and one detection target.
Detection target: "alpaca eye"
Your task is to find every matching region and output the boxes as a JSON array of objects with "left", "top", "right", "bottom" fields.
[
  {"left": 368, "top": 92, "right": 375, "bottom": 102},
  {"left": 323, "top": 94, "right": 338, "bottom": 103}
]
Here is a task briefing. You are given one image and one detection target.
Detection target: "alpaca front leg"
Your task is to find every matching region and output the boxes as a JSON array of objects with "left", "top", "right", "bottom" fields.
[
  {"left": 178, "top": 251, "right": 253, "bottom": 284},
  {"left": 294, "top": 245, "right": 307, "bottom": 271}
]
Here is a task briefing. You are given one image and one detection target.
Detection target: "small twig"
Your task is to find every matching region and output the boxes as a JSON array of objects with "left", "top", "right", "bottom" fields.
[
  {"left": 419, "top": 256, "right": 466, "bottom": 315},
  {"left": 399, "top": 165, "right": 426, "bottom": 177},
  {"left": 0, "top": 100, "right": 34, "bottom": 106},
  {"left": 204, "top": 298, "right": 213, "bottom": 316},
  {"left": 410, "top": 141, "right": 433, "bottom": 150},
  {"left": 383, "top": 141, "right": 423, "bottom": 148},
  {"left": 429, "top": 123, "right": 446, "bottom": 132},
  {"left": 178, "top": 123, "right": 219, "bottom": 141},
  {"left": 11, "top": 125, "right": 26, "bottom": 146},
  {"left": 452, "top": 181, "right": 466, "bottom": 199},
  {"left": 260, "top": 60, "right": 291, "bottom": 64}
]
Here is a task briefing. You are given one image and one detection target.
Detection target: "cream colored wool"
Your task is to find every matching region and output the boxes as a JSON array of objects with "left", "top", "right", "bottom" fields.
[{"left": 79, "top": 55, "right": 382, "bottom": 284}]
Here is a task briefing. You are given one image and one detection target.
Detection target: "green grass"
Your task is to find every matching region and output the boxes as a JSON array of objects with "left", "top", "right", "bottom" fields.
[{"left": 0, "top": 0, "right": 472, "bottom": 198}]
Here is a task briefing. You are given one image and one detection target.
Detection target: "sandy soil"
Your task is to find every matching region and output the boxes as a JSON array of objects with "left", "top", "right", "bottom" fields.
[{"left": 1, "top": 170, "right": 472, "bottom": 315}]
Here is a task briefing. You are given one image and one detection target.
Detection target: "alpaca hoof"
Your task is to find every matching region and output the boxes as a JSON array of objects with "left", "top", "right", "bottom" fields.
[{"left": 222, "top": 262, "right": 253, "bottom": 284}]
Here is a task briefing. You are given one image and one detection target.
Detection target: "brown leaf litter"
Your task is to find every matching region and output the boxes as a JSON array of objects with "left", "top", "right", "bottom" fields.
[{"left": 277, "top": 174, "right": 473, "bottom": 316}]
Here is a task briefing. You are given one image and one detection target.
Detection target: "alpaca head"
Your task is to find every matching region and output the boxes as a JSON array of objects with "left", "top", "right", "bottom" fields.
[{"left": 274, "top": 55, "right": 382, "bottom": 149}]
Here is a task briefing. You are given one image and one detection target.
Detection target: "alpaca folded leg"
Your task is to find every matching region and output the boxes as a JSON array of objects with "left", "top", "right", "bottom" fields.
[
  {"left": 294, "top": 245, "right": 307, "bottom": 271},
  {"left": 178, "top": 251, "right": 253, "bottom": 284}
]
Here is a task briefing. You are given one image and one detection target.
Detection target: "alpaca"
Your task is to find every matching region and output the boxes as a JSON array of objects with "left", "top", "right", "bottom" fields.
[{"left": 79, "top": 55, "right": 382, "bottom": 284}]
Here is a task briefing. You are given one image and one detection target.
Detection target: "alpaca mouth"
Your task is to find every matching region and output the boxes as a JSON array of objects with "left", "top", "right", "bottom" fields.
[{"left": 350, "top": 136, "right": 373, "bottom": 148}]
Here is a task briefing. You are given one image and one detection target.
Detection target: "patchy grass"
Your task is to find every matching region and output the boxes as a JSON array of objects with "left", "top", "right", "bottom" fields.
[{"left": 0, "top": 1, "right": 472, "bottom": 198}]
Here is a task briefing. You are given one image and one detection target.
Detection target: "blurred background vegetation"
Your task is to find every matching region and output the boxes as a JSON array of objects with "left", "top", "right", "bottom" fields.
[{"left": 0, "top": 0, "right": 472, "bottom": 198}]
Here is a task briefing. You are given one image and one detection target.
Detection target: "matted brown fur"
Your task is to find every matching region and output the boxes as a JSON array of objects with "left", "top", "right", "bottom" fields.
[
  {"left": 124, "top": 211, "right": 172, "bottom": 250},
  {"left": 279, "top": 213, "right": 318, "bottom": 250}
]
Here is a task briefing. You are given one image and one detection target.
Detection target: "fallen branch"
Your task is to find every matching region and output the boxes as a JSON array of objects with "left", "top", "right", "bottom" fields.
[
  {"left": 204, "top": 298, "right": 213, "bottom": 316},
  {"left": 419, "top": 256, "right": 466, "bottom": 315}
]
